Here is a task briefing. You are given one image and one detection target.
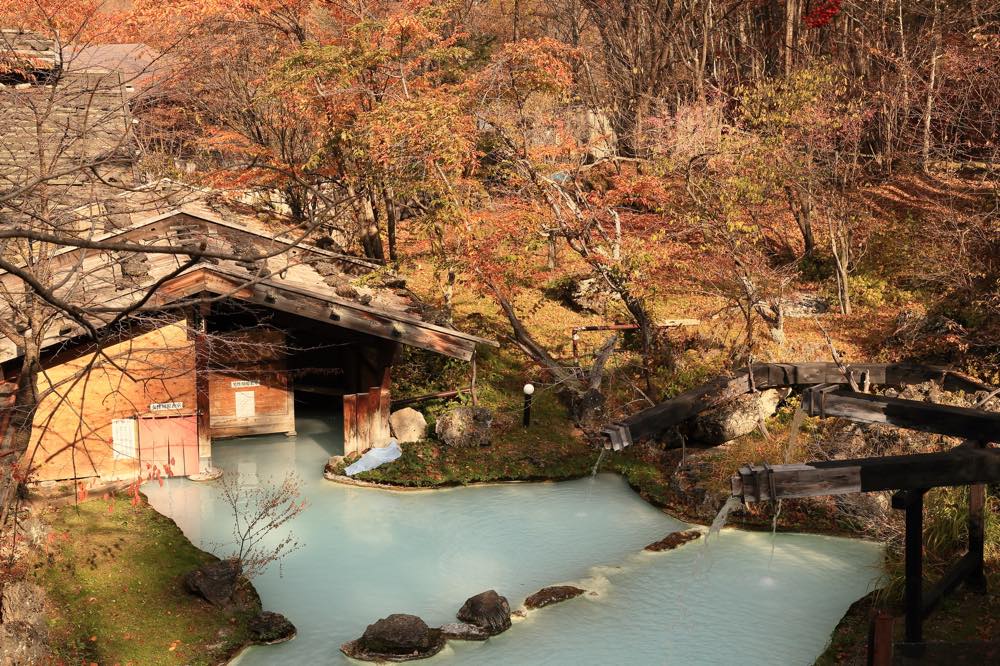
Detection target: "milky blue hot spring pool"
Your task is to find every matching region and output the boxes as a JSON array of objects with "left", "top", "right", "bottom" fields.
[{"left": 144, "top": 412, "right": 883, "bottom": 665}]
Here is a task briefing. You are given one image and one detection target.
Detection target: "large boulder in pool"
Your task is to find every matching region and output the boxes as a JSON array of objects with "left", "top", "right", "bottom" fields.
[
  {"left": 685, "top": 389, "right": 782, "bottom": 446},
  {"left": 456, "top": 590, "right": 511, "bottom": 635},
  {"left": 435, "top": 407, "right": 493, "bottom": 448},
  {"left": 341, "top": 614, "right": 445, "bottom": 662},
  {"left": 248, "top": 611, "right": 297, "bottom": 645},
  {"left": 524, "top": 585, "right": 586, "bottom": 609},
  {"left": 184, "top": 558, "right": 242, "bottom": 607},
  {"left": 389, "top": 408, "right": 427, "bottom": 443}
]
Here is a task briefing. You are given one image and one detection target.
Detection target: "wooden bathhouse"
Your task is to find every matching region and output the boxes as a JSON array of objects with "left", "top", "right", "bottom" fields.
[{"left": 0, "top": 201, "right": 493, "bottom": 485}]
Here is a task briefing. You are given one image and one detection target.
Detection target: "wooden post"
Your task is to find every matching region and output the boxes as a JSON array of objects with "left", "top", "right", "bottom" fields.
[
  {"left": 343, "top": 394, "right": 358, "bottom": 457},
  {"left": 867, "top": 611, "right": 894, "bottom": 666},
  {"left": 893, "top": 488, "right": 927, "bottom": 646},
  {"left": 356, "top": 390, "right": 372, "bottom": 453},
  {"left": 377, "top": 388, "right": 390, "bottom": 444},
  {"left": 967, "top": 441, "right": 987, "bottom": 592},
  {"left": 367, "top": 386, "right": 382, "bottom": 447},
  {"left": 193, "top": 302, "right": 212, "bottom": 473}
]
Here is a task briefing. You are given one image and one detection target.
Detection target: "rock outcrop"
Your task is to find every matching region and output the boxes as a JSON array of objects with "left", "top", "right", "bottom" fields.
[
  {"left": 456, "top": 590, "right": 511, "bottom": 636},
  {"left": 389, "top": 408, "right": 428, "bottom": 443},
  {"left": 0, "top": 581, "right": 49, "bottom": 666},
  {"left": 524, "top": 585, "right": 585, "bottom": 609},
  {"left": 248, "top": 611, "right": 297, "bottom": 645},
  {"left": 435, "top": 407, "right": 493, "bottom": 448},
  {"left": 341, "top": 614, "right": 445, "bottom": 662},
  {"left": 184, "top": 559, "right": 242, "bottom": 607},
  {"left": 685, "top": 389, "right": 783, "bottom": 446},
  {"left": 644, "top": 530, "right": 702, "bottom": 552}
]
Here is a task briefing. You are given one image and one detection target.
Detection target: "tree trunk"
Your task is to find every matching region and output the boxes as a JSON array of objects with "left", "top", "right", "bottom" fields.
[
  {"left": 921, "top": 0, "right": 941, "bottom": 173},
  {"left": 830, "top": 218, "right": 852, "bottom": 315},
  {"left": 382, "top": 187, "right": 398, "bottom": 263},
  {"left": 784, "top": 184, "right": 815, "bottom": 256},
  {"left": 358, "top": 190, "right": 385, "bottom": 261},
  {"left": 0, "top": 349, "right": 40, "bottom": 527}
]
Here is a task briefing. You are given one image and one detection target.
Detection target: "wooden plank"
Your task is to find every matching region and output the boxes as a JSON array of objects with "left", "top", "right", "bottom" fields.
[
  {"left": 356, "top": 391, "right": 372, "bottom": 454},
  {"left": 376, "top": 387, "right": 392, "bottom": 446},
  {"left": 921, "top": 551, "right": 979, "bottom": 620},
  {"left": 732, "top": 463, "right": 862, "bottom": 502},
  {"left": 803, "top": 388, "right": 1000, "bottom": 443},
  {"left": 611, "top": 369, "right": 759, "bottom": 442},
  {"left": 366, "top": 387, "right": 383, "bottom": 447},
  {"left": 343, "top": 394, "right": 358, "bottom": 457},
  {"left": 241, "top": 282, "right": 479, "bottom": 361},
  {"left": 732, "top": 448, "right": 1000, "bottom": 501}
]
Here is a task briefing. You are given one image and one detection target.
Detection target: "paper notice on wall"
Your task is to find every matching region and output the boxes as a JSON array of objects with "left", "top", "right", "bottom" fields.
[
  {"left": 235, "top": 390, "right": 256, "bottom": 419},
  {"left": 112, "top": 418, "right": 137, "bottom": 460}
]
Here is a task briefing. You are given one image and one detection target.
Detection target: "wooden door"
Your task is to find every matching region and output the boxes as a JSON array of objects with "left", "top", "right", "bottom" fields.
[{"left": 138, "top": 415, "right": 199, "bottom": 478}]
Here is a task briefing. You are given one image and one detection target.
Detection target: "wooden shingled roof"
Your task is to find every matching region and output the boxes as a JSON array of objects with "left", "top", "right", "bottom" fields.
[
  {"left": 0, "top": 205, "right": 495, "bottom": 363},
  {"left": 0, "top": 29, "right": 61, "bottom": 75}
]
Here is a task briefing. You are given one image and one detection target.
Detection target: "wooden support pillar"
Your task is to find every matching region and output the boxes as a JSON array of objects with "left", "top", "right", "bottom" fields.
[
  {"left": 343, "top": 394, "right": 358, "bottom": 457},
  {"left": 193, "top": 302, "right": 212, "bottom": 473},
  {"left": 966, "top": 441, "right": 987, "bottom": 592},
  {"left": 892, "top": 488, "right": 927, "bottom": 648}
]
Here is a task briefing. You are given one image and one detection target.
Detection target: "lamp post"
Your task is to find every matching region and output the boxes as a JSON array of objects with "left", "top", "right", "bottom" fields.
[{"left": 522, "top": 383, "right": 534, "bottom": 427}]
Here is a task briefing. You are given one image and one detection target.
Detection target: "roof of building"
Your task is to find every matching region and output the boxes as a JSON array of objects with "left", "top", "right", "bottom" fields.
[
  {"left": 0, "top": 29, "right": 60, "bottom": 76},
  {"left": 64, "top": 42, "right": 165, "bottom": 91},
  {"left": 0, "top": 201, "right": 494, "bottom": 364}
]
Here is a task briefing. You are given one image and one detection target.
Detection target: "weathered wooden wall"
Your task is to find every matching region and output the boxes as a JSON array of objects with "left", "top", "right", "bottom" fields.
[
  {"left": 28, "top": 320, "right": 196, "bottom": 482},
  {"left": 208, "top": 328, "right": 295, "bottom": 438}
]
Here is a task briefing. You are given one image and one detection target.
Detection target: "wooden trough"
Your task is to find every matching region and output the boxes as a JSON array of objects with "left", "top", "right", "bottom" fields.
[
  {"left": 601, "top": 362, "right": 991, "bottom": 450},
  {"left": 728, "top": 383, "right": 999, "bottom": 657}
]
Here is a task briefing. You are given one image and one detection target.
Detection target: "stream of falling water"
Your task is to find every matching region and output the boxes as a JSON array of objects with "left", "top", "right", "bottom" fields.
[
  {"left": 708, "top": 496, "right": 743, "bottom": 542},
  {"left": 768, "top": 406, "right": 807, "bottom": 572},
  {"left": 591, "top": 448, "right": 606, "bottom": 478}
]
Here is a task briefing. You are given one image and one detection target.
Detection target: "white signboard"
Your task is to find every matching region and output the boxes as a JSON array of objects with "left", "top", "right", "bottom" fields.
[
  {"left": 112, "top": 418, "right": 137, "bottom": 460},
  {"left": 235, "top": 391, "right": 256, "bottom": 419},
  {"left": 150, "top": 401, "right": 183, "bottom": 411},
  {"left": 231, "top": 380, "right": 261, "bottom": 388}
]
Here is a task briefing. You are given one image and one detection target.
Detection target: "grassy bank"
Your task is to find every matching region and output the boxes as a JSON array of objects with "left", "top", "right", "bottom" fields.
[
  {"left": 29, "top": 494, "right": 258, "bottom": 665},
  {"left": 817, "top": 568, "right": 1000, "bottom": 665},
  {"left": 332, "top": 385, "right": 601, "bottom": 486}
]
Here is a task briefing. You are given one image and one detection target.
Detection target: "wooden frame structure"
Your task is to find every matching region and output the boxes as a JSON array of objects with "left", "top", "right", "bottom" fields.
[
  {"left": 729, "top": 383, "right": 998, "bottom": 654},
  {"left": 601, "top": 362, "right": 991, "bottom": 449},
  {"left": 1, "top": 207, "right": 496, "bottom": 482}
]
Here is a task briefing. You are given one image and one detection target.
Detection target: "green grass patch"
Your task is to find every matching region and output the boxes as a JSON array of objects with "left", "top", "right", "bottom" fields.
[
  {"left": 30, "top": 495, "right": 257, "bottom": 665},
  {"left": 335, "top": 387, "right": 598, "bottom": 486}
]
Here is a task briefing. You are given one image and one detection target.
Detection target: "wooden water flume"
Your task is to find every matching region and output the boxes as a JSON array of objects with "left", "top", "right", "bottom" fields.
[
  {"left": 601, "top": 362, "right": 998, "bottom": 657},
  {"left": 729, "top": 384, "right": 998, "bottom": 657}
]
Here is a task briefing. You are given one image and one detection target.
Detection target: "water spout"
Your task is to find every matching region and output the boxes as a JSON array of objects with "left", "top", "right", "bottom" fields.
[
  {"left": 591, "top": 448, "right": 607, "bottom": 478},
  {"left": 707, "top": 496, "right": 742, "bottom": 542},
  {"left": 767, "top": 499, "right": 783, "bottom": 571}
]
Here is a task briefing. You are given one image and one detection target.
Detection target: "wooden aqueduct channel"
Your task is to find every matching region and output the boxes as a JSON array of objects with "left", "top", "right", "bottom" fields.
[{"left": 601, "top": 362, "right": 1000, "bottom": 661}]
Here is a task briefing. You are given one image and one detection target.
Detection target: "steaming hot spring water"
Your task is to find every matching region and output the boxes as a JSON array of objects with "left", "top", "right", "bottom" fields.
[{"left": 144, "top": 412, "right": 883, "bottom": 665}]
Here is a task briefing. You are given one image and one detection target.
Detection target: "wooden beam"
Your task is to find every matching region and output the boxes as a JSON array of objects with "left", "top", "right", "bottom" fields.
[
  {"left": 731, "top": 447, "right": 1000, "bottom": 502},
  {"left": 804, "top": 387, "right": 1000, "bottom": 443},
  {"left": 601, "top": 362, "right": 994, "bottom": 449}
]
